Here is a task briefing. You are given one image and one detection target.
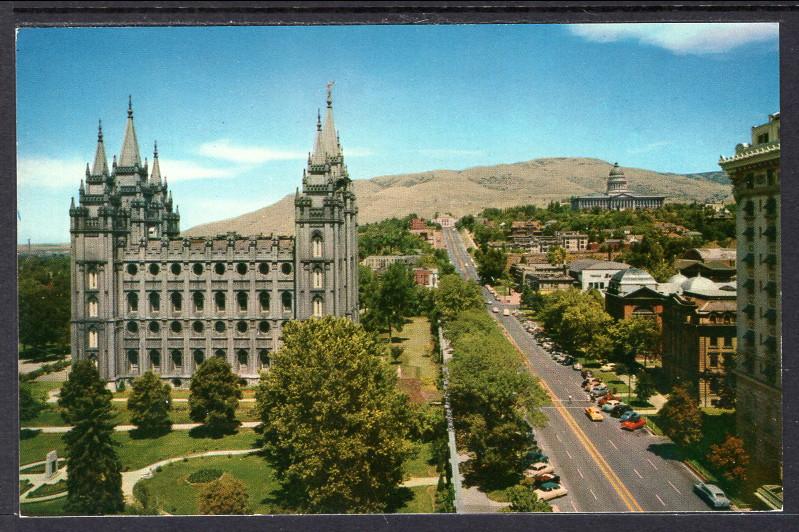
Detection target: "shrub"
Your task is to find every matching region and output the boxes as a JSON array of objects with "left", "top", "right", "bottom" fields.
[{"left": 187, "top": 468, "right": 224, "bottom": 484}]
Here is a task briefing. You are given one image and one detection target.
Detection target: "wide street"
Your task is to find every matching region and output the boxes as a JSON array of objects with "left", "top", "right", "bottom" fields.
[{"left": 442, "top": 227, "right": 714, "bottom": 513}]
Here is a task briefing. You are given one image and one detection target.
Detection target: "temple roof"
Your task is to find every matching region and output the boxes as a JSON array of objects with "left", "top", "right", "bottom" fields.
[{"left": 118, "top": 96, "right": 142, "bottom": 167}]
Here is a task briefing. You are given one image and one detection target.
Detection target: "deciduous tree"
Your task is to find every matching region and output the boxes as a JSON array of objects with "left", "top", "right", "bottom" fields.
[
  {"left": 546, "top": 245, "right": 568, "bottom": 267},
  {"left": 19, "top": 380, "right": 45, "bottom": 421},
  {"left": 59, "top": 360, "right": 124, "bottom": 515},
  {"left": 127, "top": 370, "right": 172, "bottom": 435},
  {"left": 505, "top": 484, "right": 552, "bottom": 512},
  {"left": 198, "top": 474, "right": 250, "bottom": 515},
  {"left": 659, "top": 384, "right": 703, "bottom": 447},
  {"left": 256, "top": 317, "right": 414, "bottom": 513},
  {"left": 707, "top": 435, "right": 749, "bottom": 483},
  {"left": 434, "top": 274, "right": 484, "bottom": 322}
]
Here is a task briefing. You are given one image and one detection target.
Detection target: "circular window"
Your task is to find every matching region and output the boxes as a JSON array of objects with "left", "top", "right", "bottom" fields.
[
  {"left": 237, "top": 321, "right": 248, "bottom": 333},
  {"left": 171, "top": 263, "right": 182, "bottom": 275},
  {"left": 149, "top": 321, "right": 160, "bottom": 333},
  {"left": 127, "top": 321, "right": 138, "bottom": 333},
  {"left": 172, "top": 378, "right": 182, "bottom": 388},
  {"left": 127, "top": 264, "right": 138, "bottom": 276},
  {"left": 281, "top": 263, "right": 292, "bottom": 275},
  {"left": 215, "top": 321, "right": 226, "bottom": 333},
  {"left": 215, "top": 349, "right": 226, "bottom": 358},
  {"left": 215, "top": 263, "right": 226, "bottom": 275},
  {"left": 149, "top": 264, "right": 160, "bottom": 275},
  {"left": 258, "top": 321, "right": 270, "bottom": 334},
  {"left": 193, "top": 263, "right": 204, "bottom": 275},
  {"left": 237, "top": 263, "right": 248, "bottom": 275},
  {"left": 193, "top": 321, "right": 204, "bottom": 333},
  {"left": 258, "top": 263, "right": 270, "bottom": 275},
  {"left": 193, "top": 350, "right": 204, "bottom": 364},
  {"left": 170, "top": 321, "right": 182, "bottom": 333}
]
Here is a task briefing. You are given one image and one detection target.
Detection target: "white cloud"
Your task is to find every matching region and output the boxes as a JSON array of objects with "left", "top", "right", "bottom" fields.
[
  {"left": 418, "top": 148, "right": 485, "bottom": 157},
  {"left": 17, "top": 156, "right": 86, "bottom": 189},
  {"left": 158, "top": 158, "right": 237, "bottom": 182},
  {"left": 569, "top": 23, "right": 778, "bottom": 55},
  {"left": 197, "top": 139, "right": 305, "bottom": 164}
]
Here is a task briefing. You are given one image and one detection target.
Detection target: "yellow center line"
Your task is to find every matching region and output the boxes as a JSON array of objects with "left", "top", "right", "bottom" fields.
[{"left": 500, "top": 326, "right": 644, "bottom": 512}]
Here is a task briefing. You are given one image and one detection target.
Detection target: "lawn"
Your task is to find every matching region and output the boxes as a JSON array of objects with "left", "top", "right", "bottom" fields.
[
  {"left": 28, "top": 479, "right": 67, "bottom": 498},
  {"left": 20, "top": 497, "right": 68, "bottom": 516},
  {"left": 28, "top": 380, "right": 63, "bottom": 400},
  {"left": 403, "top": 441, "right": 438, "bottom": 478},
  {"left": 20, "top": 428, "right": 261, "bottom": 470},
  {"left": 396, "top": 485, "right": 437, "bottom": 513},
  {"left": 135, "top": 454, "right": 279, "bottom": 515},
  {"left": 394, "top": 316, "right": 441, "bottom": 403},
  {"left": 19, "top": 479, "right": 32, "bottom": 495}
]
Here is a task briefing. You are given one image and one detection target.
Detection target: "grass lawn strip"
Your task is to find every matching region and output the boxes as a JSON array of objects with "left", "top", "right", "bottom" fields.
[
  {"left": 396, "top": 485, "right": 437, "bottom": 513},
  {"left": 28, "top": 479, "right": 67, "bottom": 498},
  {"left": 20, "top": 497, "right": 68, "bottom": 516},
  {"left": 403, "top": 441, "right": 438, "bottom": 478}
]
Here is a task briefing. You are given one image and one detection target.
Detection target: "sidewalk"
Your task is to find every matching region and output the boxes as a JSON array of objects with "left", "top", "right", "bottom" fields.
[{"left": 22, "top": 421, "right": 262, "bottom": 434}]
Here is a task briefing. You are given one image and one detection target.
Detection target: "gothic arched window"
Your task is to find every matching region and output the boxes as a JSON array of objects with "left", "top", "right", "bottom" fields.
[
  {"left": 171, "top": 349, "right": 182, "bottom": 369},
  {"left": 87, "top": 270, "right": 98, "bottom": 290},
  {"left": 149, "top": 292, "right": 160, "bottom": 312},
  {"left": 313, "top": 297, "right": 323, "bottom": 318},
  {"left": 259, "top": 349, "right": 270, "bottom": 369},
  {"left": 259, "top": 292, "right": 270, "bottom": 313},
  {"left": 193, "top": 349, "right": 204, "bottom": 364},
  {"left": 149, "top": 349, "right": 161, "bottom": 369},
  {"left": 237, "top": 292, "right": 248, "bottom": 312},
  {"left": 171, "top": 292, "right": 182, "bottom": 312},
  {"left": 127, "top": 292, "right": 138, "bottom": 313},
  {"left": 281, "top": 292, "right": 292, "bottom": 312},
  {"left": 237, "top": 349, "right": 248, "bottom": 368},
  {"left": 87, "top": 297, "right": 99, "bottom": 318},
  {"left": 88, "top": 328, "right": 98, "bottom": 349},
  {"left": 312, "top": 235, "right": 323, "bottom": 258},
  {"left": 193, "top": 292, "right": 204, "bottom": 312},
  {"left": 215, "top": 292, "right": 226, "bottom": 312},
  {"left": 313, "top": 268, "right": 323, "bottom": 289}
]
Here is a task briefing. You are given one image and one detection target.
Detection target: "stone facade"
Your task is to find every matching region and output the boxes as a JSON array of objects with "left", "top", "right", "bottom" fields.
[
  {"left": 571, "top": 162, "right": 665, "bottom": 210},
  {"left": 719, "top": 111, "right": 782, "bottom": 481},
  {"left": 69, "top": 88, "right": 359, "bottom": 385}
]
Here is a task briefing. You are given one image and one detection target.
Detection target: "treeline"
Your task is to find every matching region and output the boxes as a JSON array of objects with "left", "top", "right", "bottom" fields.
[{"left": 18, "top": 255, "right": 71, "bottom": 357}]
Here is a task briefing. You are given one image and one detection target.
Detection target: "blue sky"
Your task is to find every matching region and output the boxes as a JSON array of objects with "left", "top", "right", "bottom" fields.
[{"left": 17, "top": 23, "right": 779, "bottom": 243}]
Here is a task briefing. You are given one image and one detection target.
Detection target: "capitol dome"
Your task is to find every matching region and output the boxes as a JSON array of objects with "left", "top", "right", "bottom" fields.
[
  {"left": 608, "top": 162, "right": 625, "bottom": 177},
  {"left": 681, "top": 274, "right": 717, "bottom": 293},
  {"left": 608, "top": 267, "right": 658, "bottom": 295},
  {"left": 667, "top": 273, "right": 688, "bottom": 285}
]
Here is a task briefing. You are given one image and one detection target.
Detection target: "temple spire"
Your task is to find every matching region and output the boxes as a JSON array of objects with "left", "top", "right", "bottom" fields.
[
  {"left": 150, "top": 141, "right": 161, "bottom": 183},
  {"left": 310, "top": 82, "right": 340, "bottom": 165},
  {"left": 91, "top": 119, "right": 109, "bottom": 175},
  {"left": 118, "top": 95, "right": 141, "bottom": 167}
]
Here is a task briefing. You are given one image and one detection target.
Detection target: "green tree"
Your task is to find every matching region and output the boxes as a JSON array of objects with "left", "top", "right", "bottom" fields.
[
  {"left": 19, "top": 380, "right": 45, "bottom": 421},
  {"left": 256, "top": 317, "right": 414, "bottom": 513},
  {"left": 546, "top": 245, "right": 568, "bottom": 267},
  {"left": 58, "top": 360, "right": 124, "bottom": 515},
  {"left": 198, "top": 474, "right": 250, "bottom": 515},
  {"left": 659, "top": 384, "right": 703, "bottom": 447},
  {"left": 434, "top": 274, "right": 484, "bottom": 322},
  {"left": 474, "top": 246, "right": 507, "bottom": 284},
  {"left": 18, "top": 255, "right": 71, "bottom": 356},
  {"left": 189, "top": 357, "right": 242, "bottom": 432},
  {"left": 504, "top": 484, "right": 552, "bottom": 512},
  {"left": 635, "top": 370, "right": 656, "bottom": 405},
  {"left": 374, "top": 262, "right": 417, "bottom": 341},
  {"left": 558, "top": 300, "right": 613, "bottom": 357},
  {"left": 127, "top": 371, "right": 172, "bottom": 435},
  {"left": 611, "top": 317, "right": 661, "bottom": 367},
  {"left": 716, "top": 354, "right": 736, "bottom": 409},
  {"left": 707, "top": 435, "right": 749, "bottom": 483}
]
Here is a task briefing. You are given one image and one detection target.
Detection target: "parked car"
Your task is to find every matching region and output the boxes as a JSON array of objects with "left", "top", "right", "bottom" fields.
[
  {"left": 601, "top": 400, "right": 621, "bottom": 412},
  {"left": 694, "top": 482, "right": 731, "bottom": 510},
  {"left": 600, "top": 362, "right": 617, "bottom": 372},
  {"left": 523, "top": 462, "right": 555, "bottom": 477},
  {"left": 534, "top": 482, "right": 568, "bottom": 501},
  {"left": 619, "top": 410, "right": 640, "bottom": 422},
  {"left": 589, "top": 386, "right": 609, "bottom": 398},
  {"left": 503, "top": 308, "right": 510, "bottom": 316},
  {"left": 584, "top": 406, "right": 604, "bottom": 421},
  {"left": 580, "top": 369, "right": 593, "bottom": 379},
  {"left": 523, "top": 450, "right": 549, "bottom": 464},
  {"left": 559, "top": 356, "right": 574, "bottom": 366},
  {"left": 492, "top": 306, "right": 499, "bottom": 313},
  {"left": 621, "top": 416, "right": 646, "bottom": 431},
  {"left": 597, "top": 394, "right": 621, "bottom": 407},
  {"left": 582, "top": 378, "right": 602, "bottom": 389},
  {"left": 611, "top": 404, "right": 633, "bottom": 418},
  {"left": 572, "top": 362, "right": 582, "bottom": 371},
  {"left": 533, "top": 472, "right": 561, "bottom": 486}
]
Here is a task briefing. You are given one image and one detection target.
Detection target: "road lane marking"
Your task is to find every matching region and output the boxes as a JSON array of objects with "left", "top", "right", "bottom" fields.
[
  {"left": 577, "top": 468, "right": 584, "bottom": 479},
  {"left": 555, "top": 433, "right": 562, "bottom": 442},
  {"left": 608, "top": 439, "right": 618, "bottom": 450},
  {"left": 647, "top": 458, "right": 658, "bottom": 470},
  {"left": 633, "top": 468, "right": 643, "bottom": 479},
  {"left": 667, "top": 481, "right": 682, "bottom": 495},
  {"left": 655, "top": 494, "right": 666, "bottom": 507},
  {"left": 571, "top": 501, "right": 578, "bottom": 512},
  {"left": 565, "top": 450, "right": 572, "bottom": 459},
  {"left": 589, "top": 488, "right": 598, "bottom": 501}
]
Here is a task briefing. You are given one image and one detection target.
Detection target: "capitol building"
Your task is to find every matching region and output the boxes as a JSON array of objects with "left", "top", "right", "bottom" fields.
[{"left": 571, "top": 163, "right": 666, "bottom": 211}]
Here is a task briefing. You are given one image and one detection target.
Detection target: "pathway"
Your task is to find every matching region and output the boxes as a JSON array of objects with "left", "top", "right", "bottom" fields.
[
  {"left": 401, "top": 477, "right": 439, "bottom": 488},
  {"left": 22, "top": 421, "right": 262, "bottom": 434}
]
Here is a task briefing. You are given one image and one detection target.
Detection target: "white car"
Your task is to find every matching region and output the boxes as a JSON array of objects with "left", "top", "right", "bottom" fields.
[
  {"left": 572, "top": 363, "right": 582, "bottom": 371},
  {"left": 534, "top": 482, "right": 568, "bottom": 501},
  {"left": 492, "top": 306, "right": 500, "bottom": 313},
  {"left": 503, "top": 308, "right": 510, "bottom": 316},
  {"left": 523, "top": 462, "right": 555, "bottom": 477},
  {"left": 600, "top": 362, "right": 617, "bottom": 372}
]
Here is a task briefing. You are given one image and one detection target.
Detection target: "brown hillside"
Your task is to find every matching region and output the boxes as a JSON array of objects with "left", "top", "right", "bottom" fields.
[{"left": 184, "top": 157, "right": 732, "bottom": 237}]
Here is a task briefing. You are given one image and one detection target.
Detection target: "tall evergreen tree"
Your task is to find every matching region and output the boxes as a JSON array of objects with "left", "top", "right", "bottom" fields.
[
  {"left": 189, "top": 357, "right": 242, "bottom": 431},
  {"left": 256, "top": 317, "right": 413, "bottom": 513},
  {"left": 127, "top": 370, "right": 172, "bottom": 435},
  {"left": 58, "top": 360, "right": 123, "bottom": 515}
]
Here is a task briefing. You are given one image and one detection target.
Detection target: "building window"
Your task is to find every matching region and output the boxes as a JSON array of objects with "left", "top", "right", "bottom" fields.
[
  {"left": 259, "top": 349, "right": 270, "bottom": 369},
  {"left": 128, "top": 350, "right": 139, "bottom": 371},
  {"left": 170, "top": 321, "right": 182, "bottom": 334},
  {"left": 215, "top": 263, "right": 226, "bottom": 275},
  {"left": 313, "top": 268, "right": 323, "bottom": 289},
  {"left": 87, "top": 297, "right": 99, "bottom": 318},
  {"left": 237, "top": 292, "right": 248, "bottom": 312},
  {"left": 237, "top": 349, "right": 248, "bottom": 369},
  {"left": 215, "top": 349, "right": 226, "bottom": 358},
  {"left": 171, "top": 292, "right": 182, "bottom": 312},
  {"left": 193, "top": 349, "right": 204, "bottom": 365},
  {"left": 708, "top": 352, "right": 720, "bottom": 368},
  {"left": 87, "top": 270, "right": 98, "bottom": 290},
  {"left": 149, "top": 321, "right": 160, "bottom": 333},
  {"left": 127, "top": 264, "right": 138, "bottom": 276},
  {"left": 281, "top": 292, "right": 292, "bottom": 312},
  {"left": 281, "top": 263, "right": 292, "bottom": 275},
  {"left": 312, "top": 235, "right": 323, "bottom": 258},
  {"left": 88, "top": 328, "right": 98, "bottom": 349},
  {"left": 149, "top": 292, "right": 160, "bottom": 312},
  {"left": 259, "top": 292, "right": 270, "bottom": 313},
  {"left": 313, "top": 297, "right": 323, "bottom": 318},
  {"left": 258, "top": 321, "right": 270, "bottom": 334},
  {"left": 193, "top": 263, "right": 204, "bottom": 276},
  {"left": 193, "top": 292, "right": 204, "bottom": 312},
  {"left": 258, "top": 263, "right": 270, "bottom": 275},
  {"left": 709, "top": 337, "right": 718, "bottom": 347},
  {"left": 127, "top": 321, "right": 138, "bottom": 333},
  {"left": 237, "top": 321, "right": 248, "bottom": 334},
  {"left": 171, "top": 263, "right": 182, "bottom": 275},
  {"left": 723, "top": 336, "right": 733, "bottom": 348},
  {"left": 149, "top": 350, "right": 161, "bottom": 369},
  {"left": 214, "top": 321, "right": 226, "bottom": 333},
  {"left": 215, "top": 292, "right": 226, "bottom": 312},
  {"left": 193, "top": 321, "right": 204, "bottom": 334},
  {"left": 149, "top": 263, "right": 160, "bottom": 276},
  {"left": 171, "top": 350, "right": 182, "bottom": 369},
  {"left": 127, "top": 292, "right": 138, "bottom": 312},
  {"left": 237, "top": 263, "right": 248, "bottom": 275}
]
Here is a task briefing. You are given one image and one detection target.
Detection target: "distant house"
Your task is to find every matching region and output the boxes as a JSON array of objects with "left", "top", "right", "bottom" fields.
[
  {"left": 433, "top": 215, "right": 456, "bottom": 228},
  {"left": 683, "top": 248, "right": 737, "bottom": 266},
  {"left": 568, "top": 259, "right": 630, "bottom": 291},
  {"left": 413, "top": 267, "right": 439, "bottom": 288},
  {"left": 362, "top": 255, "right": 420, "bottom": 272}
]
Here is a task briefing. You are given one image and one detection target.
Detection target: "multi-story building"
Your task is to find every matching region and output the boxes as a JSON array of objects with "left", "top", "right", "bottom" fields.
[
  {"left": 413, "top": 267, "right": 439, "bottom": 289},
  {"left": 571, "top": 162, "right": 665, "bottom": 211},
  {"left": 361, "top": 255, "right": 420, "bottom": 272},
  {"left": 433, "top": 214, "right": 455, "bottom": 228},
  {"left": 558, "top": 231, "right": 589, "bottom": 252},
  {"left": 568, "top": 259, "right": 630, "bottom": 291},
  {"left": 69, "top": 87, "right": 359, "bottom": 386},
  {"left": 661, "top": 276, "right": 738, "bottom": 406},
  {"left": 719, "top": 111, "right": 781, "bottom": 481}
]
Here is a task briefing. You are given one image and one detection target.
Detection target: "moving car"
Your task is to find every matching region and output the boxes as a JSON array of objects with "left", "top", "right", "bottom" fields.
[
  {"left": 610, "top": 404, "right": 633, "bottom": 418},
  {"left": 523, "top": 462, "right": 555, "bottom": 477},
  {"left": 534, "top": 482, "right": 568, "bottom": 501},
  {"left": 584, "top": 406, "right": 604, "bottom": 421},
  {"left": 694, "top": 482, "right": 731, "bottom": 510},
  {"left": 621, "top": 416, "right": 646, "bottom": 431},
  {"left": 600, "top": 400, "right": 621, "bottom": 412}
]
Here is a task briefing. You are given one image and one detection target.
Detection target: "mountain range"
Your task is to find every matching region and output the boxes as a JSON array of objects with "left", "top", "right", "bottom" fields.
[{"left": 184, "top": 157, "right": 733, "bottom": 237}]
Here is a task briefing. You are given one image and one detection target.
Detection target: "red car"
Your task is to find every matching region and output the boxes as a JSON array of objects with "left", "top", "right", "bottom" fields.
[
  {"left": 621, "top": 417, "right": 646, "bottom": 431},
  {"left": 597, "top": 394, "right": 621, "bottom": 407}
]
